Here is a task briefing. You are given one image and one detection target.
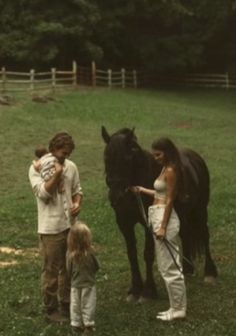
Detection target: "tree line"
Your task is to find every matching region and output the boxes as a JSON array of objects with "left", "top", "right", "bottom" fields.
[{"left": 0, "top": 0, "right": 235, "bottom": 74}]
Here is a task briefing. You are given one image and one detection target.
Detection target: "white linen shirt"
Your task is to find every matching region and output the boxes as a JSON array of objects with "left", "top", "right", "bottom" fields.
[{"left": 29, "top": 159, "right": 83, "bottom": 234}]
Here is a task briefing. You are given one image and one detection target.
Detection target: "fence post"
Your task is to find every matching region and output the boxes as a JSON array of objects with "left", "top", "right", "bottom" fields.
[
  {"left": 121, "top": 68, "right": 125, "bottom": 88},
  {"left": 133, "top": 70, "right": 137, "bottom": 88},
  {"left": 225, "top": 72, "right": 229, "bottom": 89},
  {"left": 92, "top": 61, "right": 96, "bottom": 87},
  {"left": 1, "top": 67, "right": 6, "bottom": 94},
  {"left": 30, "top": 69, "right": 35, "bottom": 92},
  {"left": 51, "top": 68, "right": 56, "bottom": 94},
  {"left": 108, "top": 69, "right": 112, "bottom": 88},
  {"left": 72, "top": 60, "right": 77, "bottom": 88}
]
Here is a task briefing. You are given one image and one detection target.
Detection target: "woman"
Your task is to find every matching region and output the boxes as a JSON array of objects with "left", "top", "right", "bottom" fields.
[{"left": 131, "top": 137, "right": 187, "bottom": 321}]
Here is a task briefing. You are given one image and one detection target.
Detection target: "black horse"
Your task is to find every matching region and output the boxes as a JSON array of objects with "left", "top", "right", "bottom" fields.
[{"left": 101, "top": 126, "right": 217, "bottom": 302}]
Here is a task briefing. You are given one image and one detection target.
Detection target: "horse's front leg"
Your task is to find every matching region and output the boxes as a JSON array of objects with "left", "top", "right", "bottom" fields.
[
  {"left": 118, "top": 221, "right": 143, "bottom": 302},
  {"left": 140, "top": 227, "right": 157, "bottom": 301}
]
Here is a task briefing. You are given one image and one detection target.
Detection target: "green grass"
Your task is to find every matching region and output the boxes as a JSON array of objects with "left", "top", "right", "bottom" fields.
[{"left": 0, "top": 87, "right": 236, "bottom": 336}]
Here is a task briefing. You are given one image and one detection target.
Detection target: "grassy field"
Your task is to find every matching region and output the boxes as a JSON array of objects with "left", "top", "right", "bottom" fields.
[{"left": 0, "top": 87, "right": 235, "bottom": 336}]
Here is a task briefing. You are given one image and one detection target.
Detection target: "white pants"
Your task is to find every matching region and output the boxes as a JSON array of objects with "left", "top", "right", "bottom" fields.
[
  {"left": 70, "top": 286, "right": 96, "bottom": 328},
  {"left": 148, "top": 205, "right": 187, "bottom": 311}
]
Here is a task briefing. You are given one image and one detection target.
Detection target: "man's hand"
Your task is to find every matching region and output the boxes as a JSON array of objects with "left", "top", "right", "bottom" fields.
[
  {"left": 54, "top": 161, "right": 63, "bottom": 175},
  {"left": 70, "top": 202, "right": 81, "bottom": 217}
]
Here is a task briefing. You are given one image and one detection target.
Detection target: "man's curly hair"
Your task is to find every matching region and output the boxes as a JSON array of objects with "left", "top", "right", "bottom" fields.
[{"left": 48, "top": 132, "right": 75, "bottom": 152}]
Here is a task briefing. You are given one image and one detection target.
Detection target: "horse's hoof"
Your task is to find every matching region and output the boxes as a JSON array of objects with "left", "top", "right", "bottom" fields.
[
  {"left": 204, "top": 276, "right": 217, "bottom": 285},
  {"left": 126, "top": 294, "right": 139, "bottom": 303}
]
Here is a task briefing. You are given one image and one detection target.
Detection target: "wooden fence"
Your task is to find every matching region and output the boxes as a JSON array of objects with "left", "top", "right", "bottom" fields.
[
  {"left": 141, "top": 72, "right": 236, "bottom": 89},
  {"left": 1, "top": 59, "right": 236, "bottom": 93},
  {"left": 0, "top": 61, "right": 77, "bottom": 94},
  {"left": 78, "top": 63, "right": 236, "bottom": 89},
  {"left": 91, "top": 62, "right": 138, "bottom": 88},
  {"left": 184, "top": 73, "right": 236, "bottom": 88},
  {"left": 0, "top": 61, "right": 138, "bottom": 94}
]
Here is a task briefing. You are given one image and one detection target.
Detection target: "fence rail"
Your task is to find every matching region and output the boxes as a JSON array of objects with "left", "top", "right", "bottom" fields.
[{"left": 141, "top": 72, "right": 236, "bottom": 89}]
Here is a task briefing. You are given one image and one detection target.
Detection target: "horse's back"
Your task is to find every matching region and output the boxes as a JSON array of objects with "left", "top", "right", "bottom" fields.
[{"left": 180, "top": 148, "right": 210, "bottom": 205}]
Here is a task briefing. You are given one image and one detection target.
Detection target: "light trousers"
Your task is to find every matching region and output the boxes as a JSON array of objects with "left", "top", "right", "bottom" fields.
[
  {"left": 148, "top": 205, "right": 187, "bottom": 311},
  {"left": 70, "top": 286, "right": 96, "bottom": 328}
]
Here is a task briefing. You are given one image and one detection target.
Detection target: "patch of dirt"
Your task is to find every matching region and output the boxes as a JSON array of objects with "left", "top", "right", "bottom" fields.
[
  {"left": 0, "top": 246, "right": 39, "bottom": 256},
  {"left": 0, "top": 246, "right": 39, "bottom": 268},
  {"left": 0, "top": 260, "right": 19, "bottom": 268}
]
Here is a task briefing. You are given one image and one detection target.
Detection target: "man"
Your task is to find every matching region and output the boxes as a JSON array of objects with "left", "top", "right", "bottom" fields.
[{"left": 29, "top": 132, "right": 83, "bottom": 323}]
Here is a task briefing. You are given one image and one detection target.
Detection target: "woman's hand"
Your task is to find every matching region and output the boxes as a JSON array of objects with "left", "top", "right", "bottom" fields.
[
  {"left": 154, "top": 227, "right": 166, "bottom": 240},
  {"left": 129, "top": 186, "right": 143, "bottom": 193}
]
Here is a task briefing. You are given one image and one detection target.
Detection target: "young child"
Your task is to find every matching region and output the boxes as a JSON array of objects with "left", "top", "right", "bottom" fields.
[
  {"left": 32, "top": 145, "right": 80, "bottom": 225},
  {"left": 67, "top": 221, "right": 99, "bottom": 334},
  {"left": 33, "top": 145, "right": 48, "bottom": 172},
  {"left": 33, "top": 145, "right": 64, "bottom": 193}
]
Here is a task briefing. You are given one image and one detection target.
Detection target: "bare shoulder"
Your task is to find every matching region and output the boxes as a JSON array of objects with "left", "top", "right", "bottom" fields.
[
  {"left": 165, "top": 166, "right": 176, "bottom": 175},
  {"left": 165, "top": 166, "right": 177, "bottom": 182}
]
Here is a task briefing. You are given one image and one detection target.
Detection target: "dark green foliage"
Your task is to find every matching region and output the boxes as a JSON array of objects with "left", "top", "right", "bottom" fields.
[
  {"left": 0, "top": 0, "right": 102, "bottom": 68},
  {"left": 0, "top": 0, "right": 236, "bottom": 72}
]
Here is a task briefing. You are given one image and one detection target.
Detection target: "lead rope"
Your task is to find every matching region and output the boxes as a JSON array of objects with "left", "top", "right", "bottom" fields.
[{"left": 134, "top": 192, "right": 193, "bottom": 274}]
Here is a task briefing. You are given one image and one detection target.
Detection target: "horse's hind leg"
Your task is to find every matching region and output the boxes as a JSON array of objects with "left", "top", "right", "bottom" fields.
[
  {"left": 140, "top": 227, "right": 157, "bottom": 301},
  {"left": 180, "top": 233, "right": 195, "bottom": 276},
  {"left": 179, "top": 216, "right": 195, "bottom": 276},
  {"left": 119, "top": 223, "right": 143, "bottom": 301},
  {"left": 198, "top": 207, "right": 218, "bottom": 282},
  {"left": 202, "top": 217, "right": 218, "bottom": 282}
]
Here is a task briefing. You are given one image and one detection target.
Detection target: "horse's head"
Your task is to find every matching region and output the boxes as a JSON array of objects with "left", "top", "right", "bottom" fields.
[{"left": 101, "top": 126, "right": 142, "bottom": 205}]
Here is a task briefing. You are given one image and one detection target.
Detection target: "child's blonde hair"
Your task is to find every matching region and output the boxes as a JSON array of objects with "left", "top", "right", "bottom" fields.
[{"left": 67, "top": 221, "right": 93, "bottom": 263}]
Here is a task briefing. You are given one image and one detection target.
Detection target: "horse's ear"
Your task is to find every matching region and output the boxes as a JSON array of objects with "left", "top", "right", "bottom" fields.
[
  {"left": 126, "top": 127, "right": 137, "bottom": 144},
  {"left": 131, "top": 127, "right": 137, "bottom": 141},
  {"left": 101, "top": 126, "right": 110, "bottom": 144}
]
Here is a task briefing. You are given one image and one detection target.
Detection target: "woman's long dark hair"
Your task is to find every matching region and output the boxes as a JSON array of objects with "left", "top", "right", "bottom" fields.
[{"left": 152, "top": 137, "right": 186, "bottom": 201}]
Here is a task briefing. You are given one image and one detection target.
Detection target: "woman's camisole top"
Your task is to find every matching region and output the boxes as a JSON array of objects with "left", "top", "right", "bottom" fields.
[{"left": 154, "top": 168, "right": 167, "bottom": 200}]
